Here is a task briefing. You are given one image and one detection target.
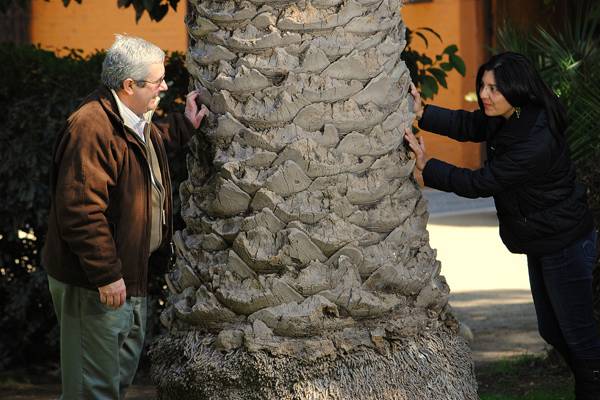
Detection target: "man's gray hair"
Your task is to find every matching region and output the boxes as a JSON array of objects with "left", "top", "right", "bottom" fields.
[{"left": 101, "top": 34, "right": 165, "bottom": 90}]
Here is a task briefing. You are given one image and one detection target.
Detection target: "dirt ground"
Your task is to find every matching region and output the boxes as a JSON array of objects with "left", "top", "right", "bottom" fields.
[
  {"left": 0, "top": 382, "right": 155, "bottom": 400},
  {"left": 451, "top": 289, "right": 544, "bottom": 364}
]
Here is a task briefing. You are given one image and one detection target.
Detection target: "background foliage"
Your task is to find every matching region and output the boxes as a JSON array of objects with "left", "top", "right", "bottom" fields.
[
  {"left": 0, "top": 45, "right": 102, "bottom": 369},
  {"left": 0, "top": 0, "right": 179, "bottom": 21},
  {"left": 403, "top": 27, "right": 466, "bottom": 100}
]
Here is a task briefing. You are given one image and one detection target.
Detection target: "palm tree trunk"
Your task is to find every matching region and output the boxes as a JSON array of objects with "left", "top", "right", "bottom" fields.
[{"left": 151, "top": 1, "right": 477, "bottom": 398}]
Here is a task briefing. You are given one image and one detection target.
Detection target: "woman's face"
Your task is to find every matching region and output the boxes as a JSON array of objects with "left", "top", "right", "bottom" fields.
[{"left": 479, "top": 70, "right": 515, "bottom": 119}]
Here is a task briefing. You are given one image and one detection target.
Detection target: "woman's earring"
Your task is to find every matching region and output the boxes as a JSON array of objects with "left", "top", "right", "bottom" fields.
[{"left": 515, "top": 107, "right": 521, "bottom": 118}]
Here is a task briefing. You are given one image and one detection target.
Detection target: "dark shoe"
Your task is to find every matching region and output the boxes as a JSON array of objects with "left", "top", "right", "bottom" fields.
[{"left": 574, "top": 359, "right": 600, "bottom": 400}]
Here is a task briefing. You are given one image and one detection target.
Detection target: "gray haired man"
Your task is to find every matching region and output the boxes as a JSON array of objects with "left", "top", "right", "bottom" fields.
[{"left": 42, "top": 35, "right": 207, "bottom": 399}]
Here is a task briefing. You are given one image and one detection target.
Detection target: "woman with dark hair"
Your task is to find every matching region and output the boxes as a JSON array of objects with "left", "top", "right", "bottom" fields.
[{"left": 404, "top": 51, "right": 600, "bottom": 399}]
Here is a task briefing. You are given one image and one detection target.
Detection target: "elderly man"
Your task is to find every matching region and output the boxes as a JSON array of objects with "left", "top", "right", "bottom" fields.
[{"left": 42, "top": 35, "right": 207, "bottom": 399}]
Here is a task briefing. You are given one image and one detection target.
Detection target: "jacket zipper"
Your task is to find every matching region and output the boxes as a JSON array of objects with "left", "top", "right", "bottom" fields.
[{"left": 122, "top": 122, "right": 152, "bottom": 296}]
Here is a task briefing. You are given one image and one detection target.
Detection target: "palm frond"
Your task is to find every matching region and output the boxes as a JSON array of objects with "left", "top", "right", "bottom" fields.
[
  {"left": 567, "top": 68, "right": 600, "bottom": 161},
  {"left": 495, "top": 20, "right": 536, "bottom": 57},
  {"left": 495, "top": 2, "right": 600, "bottom": 163}
]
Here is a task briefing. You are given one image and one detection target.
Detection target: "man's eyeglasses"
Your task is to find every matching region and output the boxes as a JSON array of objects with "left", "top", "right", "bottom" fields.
[{"left": 135, "top": 75, "right": 165, "bottom": 87}]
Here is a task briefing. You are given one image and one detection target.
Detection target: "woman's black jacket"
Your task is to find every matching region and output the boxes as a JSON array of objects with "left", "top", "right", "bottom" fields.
[{"left": 419, "top": 104, "right": 593, "bottom": 255}]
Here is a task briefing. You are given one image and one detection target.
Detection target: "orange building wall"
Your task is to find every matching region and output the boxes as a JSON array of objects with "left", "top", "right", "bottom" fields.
[
  {"left": 29, "top": 0, "right": 188, "bottom": 53},
  {"left": 403, "top": 0, "right": 487, "bottom": 169}
]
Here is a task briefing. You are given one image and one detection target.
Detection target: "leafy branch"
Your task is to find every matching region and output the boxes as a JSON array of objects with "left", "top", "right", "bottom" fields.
[
  {"left": 0, "top": 0, "right": 179, "bottom": 22},
  {"left": 401, "top": 27, "right": 466, "bottom": 100}
]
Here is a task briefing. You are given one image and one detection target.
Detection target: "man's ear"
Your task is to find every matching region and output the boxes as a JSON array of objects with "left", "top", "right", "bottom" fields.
[{"left": 122, "top": 78, "right": 136, "bottom": 95}]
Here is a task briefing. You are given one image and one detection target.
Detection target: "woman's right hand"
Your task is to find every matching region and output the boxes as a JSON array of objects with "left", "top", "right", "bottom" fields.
[
  {"left": 409, "top": 82, "right": 424, "bottom": 121},
  {"left": 403, "top": 127, "right": 430, "bottom": 171}
]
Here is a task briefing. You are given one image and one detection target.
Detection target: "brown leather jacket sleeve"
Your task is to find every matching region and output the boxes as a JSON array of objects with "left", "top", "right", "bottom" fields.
[
  {"left": 155, "top": 112, "right": 195, "bottom": 155},
  {"left": 52, "top": 117, "right": 123, "bottom": 287}
]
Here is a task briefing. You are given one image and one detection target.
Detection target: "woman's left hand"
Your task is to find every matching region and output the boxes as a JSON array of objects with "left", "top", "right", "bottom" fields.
[{"left": 403, "top": 127, "right": 430, "bottom": 171}]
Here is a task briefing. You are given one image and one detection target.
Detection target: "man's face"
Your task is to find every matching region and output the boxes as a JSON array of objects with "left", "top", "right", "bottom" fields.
[{"left": 129, "top": 63, "right": 168, "bottom": 116}]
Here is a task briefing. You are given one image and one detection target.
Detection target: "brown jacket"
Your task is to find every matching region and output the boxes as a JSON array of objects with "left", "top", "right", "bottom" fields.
[{"left": 42, "top": 87, "right": 194, "bottom": 296}]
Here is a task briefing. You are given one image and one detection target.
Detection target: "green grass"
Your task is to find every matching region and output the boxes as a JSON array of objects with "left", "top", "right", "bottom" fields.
[
  {"left": 477, "top": 353, "right": 573, "bottom": 400},
  {"left": 480, "top": 390, "right": 573, "bottom": 400},
  {"left": 485, "top": 354, "right": 540, "bottom": 375}
]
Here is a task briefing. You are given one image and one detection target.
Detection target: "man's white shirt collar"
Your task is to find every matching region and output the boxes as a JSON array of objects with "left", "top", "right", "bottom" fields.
[{"left": 111, "top": 89, "right": 148, "bottom": 142}]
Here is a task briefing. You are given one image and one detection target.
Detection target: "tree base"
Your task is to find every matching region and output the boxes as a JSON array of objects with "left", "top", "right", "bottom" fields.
[{"left": 150, "top": 327, "right": 477, "bottom": 400}]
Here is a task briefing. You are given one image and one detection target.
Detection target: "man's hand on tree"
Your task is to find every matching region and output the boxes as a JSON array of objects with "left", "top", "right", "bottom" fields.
[{"left": 184, "top": 90, "right": 209, "bottom": 129}]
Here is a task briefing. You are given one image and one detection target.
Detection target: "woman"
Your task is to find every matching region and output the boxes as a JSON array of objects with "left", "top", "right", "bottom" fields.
[{"left": 404, "top": 52, "right": 600, "bottom": 399}]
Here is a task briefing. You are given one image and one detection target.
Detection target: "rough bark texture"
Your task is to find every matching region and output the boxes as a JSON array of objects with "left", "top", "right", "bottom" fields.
[{"left": 151, "top": 0, "right": 478, "bottom": 398}]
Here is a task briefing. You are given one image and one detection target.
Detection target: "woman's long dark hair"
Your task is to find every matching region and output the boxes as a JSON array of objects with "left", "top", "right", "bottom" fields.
[{"left": 475, "top": 52, "right": 567, "bottom": 138}]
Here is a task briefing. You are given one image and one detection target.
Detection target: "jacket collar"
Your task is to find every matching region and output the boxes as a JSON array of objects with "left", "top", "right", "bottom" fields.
[
  {"left": 95, "top": 85, "right": 125, "bottom": 125},
  {"left": 94, "top": 86, "right": 152, "bottom": 148},
  {"left": 494, "top": 103, "right": 543, "bottom": 142}
]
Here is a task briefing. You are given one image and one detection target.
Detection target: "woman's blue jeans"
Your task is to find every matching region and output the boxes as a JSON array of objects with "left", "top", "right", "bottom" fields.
[{"left": 527, "top": 229, "right": 600, "bottom": 362}]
